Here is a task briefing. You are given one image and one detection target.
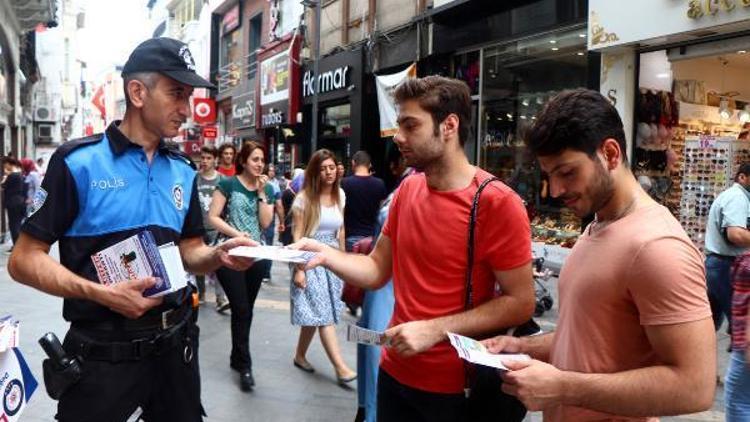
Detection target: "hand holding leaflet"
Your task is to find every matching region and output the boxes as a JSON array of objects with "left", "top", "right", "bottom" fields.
[
  {"left": 448, "top": 332, "right": 530, "bottom": 371},
  {"left": 228, "top": 245, "right": 317, "bottom": 264}
]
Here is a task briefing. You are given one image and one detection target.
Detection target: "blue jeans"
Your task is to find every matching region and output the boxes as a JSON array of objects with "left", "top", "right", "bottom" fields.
[
  {"left": 262, "top": 220, "right": 276, "bottom": 279},
  {"left": 705, "top": 255, "right": 734, "bottom": 331},
  {"left": 356, "top": 281, "right": 394, "bottom": 422},
  {"left": 725, "top": 350, "right": 750, "bottom": 421}
]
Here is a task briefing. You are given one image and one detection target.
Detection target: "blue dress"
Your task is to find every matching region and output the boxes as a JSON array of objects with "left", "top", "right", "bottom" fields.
[{"left": 290, "top": 193, "right": 346, "bottom": 326}]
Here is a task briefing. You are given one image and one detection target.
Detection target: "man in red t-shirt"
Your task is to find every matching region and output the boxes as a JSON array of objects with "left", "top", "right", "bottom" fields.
[
  {"left": 217, "top": 142, "right": 236, "bottom": 177},
  {"left": 294, "top": 76, "right": 534, "bottom": 421}
]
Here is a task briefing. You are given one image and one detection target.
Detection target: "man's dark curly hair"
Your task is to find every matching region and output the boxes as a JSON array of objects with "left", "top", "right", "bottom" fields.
[{"left": 526, "top": 88, "right": 627, "bottom": 162}]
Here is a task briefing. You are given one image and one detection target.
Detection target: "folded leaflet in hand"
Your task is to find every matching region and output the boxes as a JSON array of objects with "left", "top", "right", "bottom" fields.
[{"left": 91, "top": 231, "right": 188, "bottom": 297}]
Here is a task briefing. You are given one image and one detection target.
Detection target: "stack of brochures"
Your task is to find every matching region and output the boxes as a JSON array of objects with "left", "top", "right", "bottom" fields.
[
  {"left": 91, "top": 230, "right": 188, "bottom": 298},
  {"left": 0, "top": 315, "right": 19, "bottom": 353}
]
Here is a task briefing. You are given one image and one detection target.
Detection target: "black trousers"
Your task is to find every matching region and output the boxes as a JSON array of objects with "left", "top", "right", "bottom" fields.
[
  {"left": 217, "top": 263, "right": 264, "bottom": 371},
  {"left": 57, "top": 323, "right": 203, "bottom": 422},
  {"left": 377, "top": 369, "right": 467, "bottom": 422},
  {"left": 7, "top": 204, "right": 25, "bottom": 244}
]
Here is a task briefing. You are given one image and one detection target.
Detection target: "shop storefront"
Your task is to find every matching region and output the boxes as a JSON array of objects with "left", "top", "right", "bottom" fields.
[
  {"left": 256, "top": 33, "right": 302, "bottom": 176},
  {"left": 590, "top": 0, "right": 750, "bottom": 250},
  {"left": 424, "top": 0, "right": 594, "bottom": 258},
  {"left": 301, "top": 47, "right": 365, "bottom": 167}
]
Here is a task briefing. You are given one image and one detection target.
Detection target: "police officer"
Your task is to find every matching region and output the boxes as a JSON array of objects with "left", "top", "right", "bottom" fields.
[{"left": 8, "top": 37, "right": 255, "bottom": 421}]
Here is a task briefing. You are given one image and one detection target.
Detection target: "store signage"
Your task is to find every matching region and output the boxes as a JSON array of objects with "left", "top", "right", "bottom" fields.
[
  {"left": 303, "top": 66, "right": 351, "bottom": 97},
  {"left": 222, "top": 4, "right": 240, "bottom": 33},
  {"left": 232, "top": 92, "right": 255, "bottom": 129},
  {"left": 183, "top": 140, "right": 203, "bottom": 155},
  {"left": 260, "top": 51, "right": 290, "bottom": 105},
  {"left": 688, "top": 0, "right": 750, "bottom": 19},
  {"left": 261, "top": 110, "right": 284, "bottom": 127},
  {"left": 589, "top": 0, "right": 750, "bottom": 50},
  {"left": 202, "top": 126, "right": 218, "bottom": 139},
  {"left": 193, "top": 98, "right": 216, "bottom": 125}
]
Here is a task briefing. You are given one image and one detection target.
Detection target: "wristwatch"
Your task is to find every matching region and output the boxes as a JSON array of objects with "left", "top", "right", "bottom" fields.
[{"left": 258, "top": 195, "right": 267, "bottom": 203}]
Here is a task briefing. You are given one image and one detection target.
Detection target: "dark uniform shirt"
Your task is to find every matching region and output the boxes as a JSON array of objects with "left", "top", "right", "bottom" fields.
[{"left": 21, "top": 121, "right": 205, "bottom": 323}]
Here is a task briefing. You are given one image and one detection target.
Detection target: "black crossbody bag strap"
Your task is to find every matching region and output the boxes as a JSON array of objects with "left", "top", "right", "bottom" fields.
[{"left": 463, "top": 176, "right": 500, "bottom": 397}]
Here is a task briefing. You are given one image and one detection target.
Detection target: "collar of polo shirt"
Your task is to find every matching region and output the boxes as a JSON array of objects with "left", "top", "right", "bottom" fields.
[{"left": 106, "top": 121, "right": 169, "bottom": 156}]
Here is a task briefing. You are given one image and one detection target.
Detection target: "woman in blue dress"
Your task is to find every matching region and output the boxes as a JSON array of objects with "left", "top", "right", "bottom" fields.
[{"left": 290, "top": 149, "right": 357, "bottom": 385}]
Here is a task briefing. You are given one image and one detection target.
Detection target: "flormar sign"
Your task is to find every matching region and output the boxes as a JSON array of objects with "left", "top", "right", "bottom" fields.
[{"left": 303, "top": 66, "right": 350, "bottom": 97}]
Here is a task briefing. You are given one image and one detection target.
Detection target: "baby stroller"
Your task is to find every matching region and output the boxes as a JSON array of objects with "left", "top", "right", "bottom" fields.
[{"left": 532, "top": 257, "right": 554, "bottom": 317}]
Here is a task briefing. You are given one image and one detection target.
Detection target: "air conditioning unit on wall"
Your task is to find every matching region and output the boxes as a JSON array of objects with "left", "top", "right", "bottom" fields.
[{"left": 34, "top": 107, "right": 56, "bottom": 122}]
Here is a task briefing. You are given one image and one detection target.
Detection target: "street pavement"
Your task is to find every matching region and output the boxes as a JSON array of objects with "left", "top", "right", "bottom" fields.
[{"left": 0, "top": 245, "right": 729, "bottom": 421}]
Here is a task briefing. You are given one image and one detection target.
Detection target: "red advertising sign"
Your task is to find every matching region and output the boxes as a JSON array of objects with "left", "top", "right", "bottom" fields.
[
  {"left": 193, "top": 98, "right": 216, "bottom": 124},
  {"left": 182, "top": 140, "right": 203, "bottom": 155},
  {"left": 202, "top": 126, "right": 218, "bottom": 138},
  {"left": 92, "top": 85, "right": 106, "bottom": 118}
]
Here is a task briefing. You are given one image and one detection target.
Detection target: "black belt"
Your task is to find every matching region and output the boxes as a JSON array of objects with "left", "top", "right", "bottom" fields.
[
  {"left": 71, "top": 302, "right": 192, "bottom": 332},
  {"left": 67, "top": 321, "right": 190, "bottom": 363},
  {"left": 708, "top": 253, "right": 737, "bottom": 261}
]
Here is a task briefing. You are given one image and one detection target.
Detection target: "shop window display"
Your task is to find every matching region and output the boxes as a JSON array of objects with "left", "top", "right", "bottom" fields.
[
  {"left": 637, "top": 48, "right": 750, "bottom": 250},
  {"left": 480, "top": 28, "right": 590, "bottom": 248}
]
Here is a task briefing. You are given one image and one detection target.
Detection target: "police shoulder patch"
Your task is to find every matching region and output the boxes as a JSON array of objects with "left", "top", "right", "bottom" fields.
[{"left": 28, "top": 188, "right": 48, "bottom": 217}]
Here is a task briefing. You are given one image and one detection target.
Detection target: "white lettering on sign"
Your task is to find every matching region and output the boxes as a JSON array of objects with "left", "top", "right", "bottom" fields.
[
  {"left": 262, "top": 111, "right": 284, "bottom": 126},
  {"left": 232, "top": 99, "right": 254, "bottom": 119},
  {"left": 303, "top": 66, "right": 351, "bottom": 97}
]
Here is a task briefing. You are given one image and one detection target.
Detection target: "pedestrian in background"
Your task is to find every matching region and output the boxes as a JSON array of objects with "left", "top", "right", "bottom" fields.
[
  {"left": 262, "top": 163, "right": 285, "bottom": 283},
  {"left": 725, "top": 251, "right": 750, "bottom": 420},
  {"left": 208, "top": 141, "right": 275, "bottom": 391},
  {"left": 217, "top": 142, "right": 237, "bottom": 177},
  {"left": 341, "top": 151, "right": 386, "bottom": 252},
  {"left": 290, "top": 149, "right": 357, "bottom": 385},
  {"left": 336, "top": 159, "right": 346, "bottom": 180},
  {"left": 20, "top": 158, "right": 41, "bottom": 216},
  {"left": 2, "top": 157, "right": 26, "bottom": 252},
  {"left": 704, "top": 164, "right": 750, "bottom": 334},
  {"left": 196, "top": 145, "right": 229, "bottom": 312},
  {"left": 354, "top": 147, "right": 409, "bottom": 422}
]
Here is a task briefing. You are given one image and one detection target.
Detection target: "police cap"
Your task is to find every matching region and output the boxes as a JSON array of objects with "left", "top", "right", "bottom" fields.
[{"left": 122, "top": 37, "right": 214, "bottom": 89}]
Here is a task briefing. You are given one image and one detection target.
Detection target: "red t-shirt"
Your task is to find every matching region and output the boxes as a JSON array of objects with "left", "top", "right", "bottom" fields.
[
  {"left": 381, "top": 169, "right": 531, "bottom": 394},
  {"left": 217, "top": 165, "right": 236, "bottom": 177}
]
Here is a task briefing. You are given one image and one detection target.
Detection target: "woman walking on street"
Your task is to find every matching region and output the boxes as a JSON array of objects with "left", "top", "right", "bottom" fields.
[
  {"left": 2, "top": 158, "right": 26, "bottom": 253},
  {"left": 208, "top": 141, "right": 274, "bottom": 391},
  {"left": 291, "top": 149, "right": 357, "bottom": 385}
]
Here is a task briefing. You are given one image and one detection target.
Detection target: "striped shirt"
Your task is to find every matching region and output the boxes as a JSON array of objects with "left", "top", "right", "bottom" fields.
[{"left": 731, "top": 253, "right": 750, "bottom": 350}]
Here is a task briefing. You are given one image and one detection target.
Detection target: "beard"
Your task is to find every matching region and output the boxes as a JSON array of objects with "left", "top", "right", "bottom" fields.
[
  {"left": 586, "top": 161, "right": 616, "bottom": 216},
  {"left": 402, "top": 134, "right": 444, "bottom": 171}
]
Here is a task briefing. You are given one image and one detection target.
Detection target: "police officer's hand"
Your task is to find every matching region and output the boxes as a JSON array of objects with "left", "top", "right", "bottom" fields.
[
  {"left": 215, "top": 236, "right": 257, "bottom": 271},
  {"left": 102, "top": 277, "right": 164, "bottom": 319}
]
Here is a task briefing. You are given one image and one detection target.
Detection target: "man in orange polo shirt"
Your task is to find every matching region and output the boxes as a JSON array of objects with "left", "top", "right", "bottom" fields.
[
  {"left": 293, "top": 76, "right": 535, "bottom": 421},
  {"left": 483, "top": 89, "right": 716, "bottom": 421}
]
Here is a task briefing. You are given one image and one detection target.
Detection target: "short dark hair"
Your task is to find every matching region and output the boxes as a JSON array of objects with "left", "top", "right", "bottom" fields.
[
  {"left": 122, "top": 72, "right": 159, "bottom": 108},
  {"left": 394, "top": 76, "right": 471, "bottom": 146},
  {"left": 235, "top": 141, "right": 265, "bottom": 174},
  {"left": 218, "top": 143, "right": 236, "bottom": 155},
  {"left": 351, "top": 150, "right": 371, "bottom": 167},
  {"left": 200, "top": 145, "right": 218, "bottom": 158},
  {"left": 736, "top": 163, "right": 750, "bottom": 180},
  {"left": 3, "top": 157, "right": 20, "bottom": 167},
  {"left": 526, "top": 88, "right": 627, "bottom": 162}
]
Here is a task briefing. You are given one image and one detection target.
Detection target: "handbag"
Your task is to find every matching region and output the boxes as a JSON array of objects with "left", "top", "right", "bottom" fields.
[{"left": 464, "top": 176, "right": 540, "bottom": 422}]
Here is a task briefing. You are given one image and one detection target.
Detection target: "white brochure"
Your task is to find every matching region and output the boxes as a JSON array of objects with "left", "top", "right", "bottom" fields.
[
  {"left": 346, "top": 324, "right": 387, "bottom": 346},
  {"left": 228, "top": 245, "right": 317, "bottom": 264},
  {"left": 447, "top": 332, "right": 530, "bottom": 371}
]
